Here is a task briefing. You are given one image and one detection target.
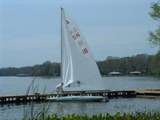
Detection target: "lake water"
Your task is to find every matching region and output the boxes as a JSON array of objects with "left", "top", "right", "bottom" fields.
[{"left": 0, "top": 76, "right": 160, "bottom": 119}]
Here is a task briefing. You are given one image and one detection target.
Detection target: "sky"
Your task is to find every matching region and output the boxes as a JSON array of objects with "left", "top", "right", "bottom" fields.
[{"left": 0, "top": 0, "right": 159, "bottom": 68}]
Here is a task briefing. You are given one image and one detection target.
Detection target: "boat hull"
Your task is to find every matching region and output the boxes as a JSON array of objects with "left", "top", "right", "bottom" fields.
[{"left": 46, "top": 96, "right": 108, "bottom": 102}]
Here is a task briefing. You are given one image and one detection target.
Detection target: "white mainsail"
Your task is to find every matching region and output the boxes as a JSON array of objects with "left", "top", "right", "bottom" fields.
[{"left": 60, "top": 8, "right": 105, "bottom": 91}]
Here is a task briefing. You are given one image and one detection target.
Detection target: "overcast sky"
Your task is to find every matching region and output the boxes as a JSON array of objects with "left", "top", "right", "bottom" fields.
[{"left": 0, "top": 0, "right": 159, "bottom": 68}]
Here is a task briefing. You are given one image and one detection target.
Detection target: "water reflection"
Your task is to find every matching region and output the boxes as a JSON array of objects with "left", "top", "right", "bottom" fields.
[{"left": 0, "top": 98, "right": 160, "bottom": 120}]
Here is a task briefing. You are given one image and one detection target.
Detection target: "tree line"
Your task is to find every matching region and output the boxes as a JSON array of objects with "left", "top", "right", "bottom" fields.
[
  {"left": 0, "top": 52, "right": 160, "bottom": 76},
  {"left": 0, "top": 61, "right": 60, "bottom": 76},
  {"left": 97, "top": 52, "right": 160, "bottom": 76}
]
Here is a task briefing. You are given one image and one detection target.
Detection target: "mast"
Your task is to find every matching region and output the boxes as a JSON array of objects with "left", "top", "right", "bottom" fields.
[{"left": 60, "top": 8, "right": 63, "bottom": 95}]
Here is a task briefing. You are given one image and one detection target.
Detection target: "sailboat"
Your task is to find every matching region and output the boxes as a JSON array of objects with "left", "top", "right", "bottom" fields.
[{"left": 47, "top": 8, "right": 108, "bottom": 102}]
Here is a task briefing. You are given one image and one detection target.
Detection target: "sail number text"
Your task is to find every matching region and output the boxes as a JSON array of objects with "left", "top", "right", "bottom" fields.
[{"left": 68, "top": 26, "right": 88, "bottom": 55}]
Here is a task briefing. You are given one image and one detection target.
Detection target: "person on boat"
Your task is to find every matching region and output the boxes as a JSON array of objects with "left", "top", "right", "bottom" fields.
[{"left": 56, "top": 83, "right": 64, "bottom": 97}]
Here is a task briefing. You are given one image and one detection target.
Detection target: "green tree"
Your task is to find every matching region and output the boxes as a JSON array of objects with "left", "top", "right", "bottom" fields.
[
  {"left": 151, "top": 50, "right": 160, "bottom": 75},
  {"left": 149, "top": 0, "right": 160, "bottom": 46}
]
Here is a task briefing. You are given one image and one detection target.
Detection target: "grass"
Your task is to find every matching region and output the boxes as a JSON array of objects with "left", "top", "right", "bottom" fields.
[
  {"left": 22, "top": 77, "right": 51, "bottom": 120},
  {"left": 22, "top": 111, "right": 160, "bottom": 120}
]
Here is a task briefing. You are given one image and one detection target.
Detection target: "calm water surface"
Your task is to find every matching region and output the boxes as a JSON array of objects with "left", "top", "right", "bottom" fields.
[{"left": 0, "top": 76, "right": 160, "bottom": 119}]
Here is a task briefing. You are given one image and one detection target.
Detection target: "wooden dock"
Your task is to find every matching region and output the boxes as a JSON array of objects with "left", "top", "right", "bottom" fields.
[
  {"left": 135, "top": 89, "right": 160, "bottom": 99},
  {"left": 0, "top": 89, "right": 160, "bottom": 104}
]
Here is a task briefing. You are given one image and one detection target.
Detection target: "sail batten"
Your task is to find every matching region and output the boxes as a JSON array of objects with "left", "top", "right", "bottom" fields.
[{"left": 60, "top": 8, "right": 105, "bottom": 91}]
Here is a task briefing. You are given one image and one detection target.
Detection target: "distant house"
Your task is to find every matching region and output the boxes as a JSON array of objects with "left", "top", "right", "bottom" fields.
[
  {"left": 108, "top": 72, "right": 121, "bottom": 76},
  {"left": 130, "top": 71, "right": 141, "bottom": 75}
]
